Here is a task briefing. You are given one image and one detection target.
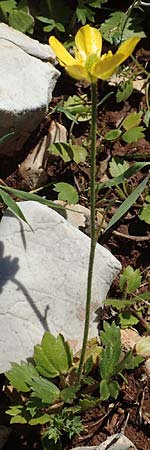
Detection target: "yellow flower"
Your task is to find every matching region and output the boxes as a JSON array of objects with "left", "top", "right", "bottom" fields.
[{"left": 49, "top": 25, "right": 140, "bottom": 84}]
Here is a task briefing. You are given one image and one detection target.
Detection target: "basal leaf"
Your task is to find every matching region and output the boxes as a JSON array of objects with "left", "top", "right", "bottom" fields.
[
  {"left": 109, "top": 158, "right": 129, "bottom": 178},
  {"left": 119, "top": 265, "right": 142, "bottom": 293},
  {"left": 98, "top": 162, "right": 150, "bottom": 192},
  {"left": 105, "top": 129, "right": 122, "bottom": 141},
  {"left": 118, "top": 351, "right": 143, "bottom": 371},
  {"left": 116, "top": 80, "right": 133, "bottom": 103},
  {"left": 30, "top": 376, "right": 60, "bottom": 404},
  {"left": 100, "top": 321, "right": 121, "bottom": 349},
  {"left": 9, "top": 10, "right": 34, "bottom": 33},
  {"left": 6, "top": 361, "right": 39, "bottom": 392},
  {"left": 119, "top": 311, "right": 139, "bottom": 328},
  {"left": 123, "top": 126, "right": 145, "bottom": 144},
  {"left": 139, "top": 204, "right": 150, "bottom": 224},
  {"left": 100, "top": 379, "right": 119, "bottom": 400},
  {"left": 122, "top": 111, "right": 143, "bottom": 131},
  {"left": 34, "top": 332, "right": 72, "bottom": 379},
  {"left": 48, "top": 142, "right": 87, "bottom": 163},
  {"left": 105, "top": 175, "right": 149, "bottom": 231},
  {"left": 10, "top": 415, "right": 27, "bottom": 424},
  {"left": 60, "top": 386, "right": 79, "bottom": 403},
  {"left": 71, "top": 145, "right": 87, "bottom": 163},
  {"left": 48, "top": 143, "right": 73, "bottom": 162},
  {"left": 53, "top": 182, "right": 78, "bottom": 204},
  {"left": 105, "top": 298, "right": 140, "bottom": 309},
  {"left": 29, "top": 413, "right": 51, "bottom": 425}
]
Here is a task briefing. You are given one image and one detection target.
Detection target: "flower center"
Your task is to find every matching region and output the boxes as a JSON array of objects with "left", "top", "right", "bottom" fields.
[{"left": 85, "top": 54, "right": 99, "bottom": 75}]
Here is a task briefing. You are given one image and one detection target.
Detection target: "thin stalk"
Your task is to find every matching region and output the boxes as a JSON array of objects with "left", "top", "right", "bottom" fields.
[{"left": 76, "top": 83, "right": 97, "bottom": 384}]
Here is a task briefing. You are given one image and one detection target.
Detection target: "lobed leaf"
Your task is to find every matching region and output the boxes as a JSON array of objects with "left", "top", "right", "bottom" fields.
[
  {"left": 119, "top": 265, "right": 142, "bottom": 293},
  {"left": 29, "top": 376, "right": 60, "bottom": 404},
  {"left": 53, "top": 182, "right": 78, "bottom": 204},
  {"left": 34, "top": 332, "right": 72, "bottom": 379},
  {"left": 123, "top": 126, "right": 145, "bottom": 144},
  {"left": 6, "top": 361, "right": 39, "bottom": 392}
]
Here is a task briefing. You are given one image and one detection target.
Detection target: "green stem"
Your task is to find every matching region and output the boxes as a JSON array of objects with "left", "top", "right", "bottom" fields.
[{"left": 77, "top": 83, "right": 97, "bottom": 384}]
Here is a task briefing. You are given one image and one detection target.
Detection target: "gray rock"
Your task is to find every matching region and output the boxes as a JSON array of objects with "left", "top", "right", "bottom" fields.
[
  {"left": 0, "top": 201, "right": 121, "bottom": 373},
  {"left": 71, "top": 433, "right": 137, "bottom": 450},
  {"left": 0, "top": 22, "right": 56, "bottom": 61},
  {"left": 0, "top": 39, "right": 59, "bottom": 156}
]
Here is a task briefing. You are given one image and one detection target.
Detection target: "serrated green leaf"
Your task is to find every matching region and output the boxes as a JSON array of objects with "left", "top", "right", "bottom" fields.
[
  {"left": 60, "top": 386, "right": 79, "bottom": 403},
  {"left": 76, "top": 6, "right": 94, "bottom": 24},
  {"left": 0, "top": 188, "right": 31, "bottom": 228},
  {"left": 100, "top": 322, "right": 121, "bottom": 378},
  {"left": 118, "top": 350, "right": 143, "bottom": 371},
  {"left": 116, "top": 80, "right": 133, "bottom": 103},
  {"left": 71, "top": 145, "right": 87, "bottom": 163},
  {"left": 17, "top": 0, "right": 29, "bottom": 12},
  {"left": 105, "top": 298, "right": 141, "bottom": 309},
  {"left": 105, "top": 174, "right": 149, "bottom": 232},
  {"left": 100, "top": 321, "right": 121, "bottom": 349},
  {"left": 0, "top": 0, "right": 16, "bottom": 14},
  {"left": 30, "top": 376, "right": 60, "bottom": 404},
  {"left": 10, "top": 415, "right": 27, "bottom": 424},
  {"left": 139, "top": 204, "right": 150, "bottom": 224},
  {"left": 105, "top": 129, "right": 122, "bottom": 141},
  {"left": 123, "top": 126, "right": 145, "bottom": 144},
  {"left": 100, "top": 379, "right": 119, "bottom": 400},
  {"left": 37, "top": 16, "right": 55, "bottom": 24},
  {"left": 79, "top": 396, "right": 98, "bottom": 411},
  {"left": 6, "top": 361, "right": 39, "bottom": 392},
  {"left": 29, "top": 413, "right": 51, "bottom": 425},
  {"left": 122, "top": 112, "right": 143, "bottom": 131},
  {"left": 63, "top": 94, "right": 91, "bottom": 122},
  {"left": 119, "top": 265, "right": 142, "bottom": 293},
  {"left": 26, "top": 396, "right": 44, "bottom": 417},
  {"left": 100, "top": 11, "right": 125, "bottom": 44},
  {"left": 34, "top": 332, "right": 72, "bottom": 379},
  {"left": 84, "top": 355, "right": 93, "bottom": 376},
  {"left": 134, "top": 291, "right": 150, "bottom": 302},
  {"left": 48, "top": 142, "right": 87, "bottom": 164},
  {"left": 6, "top": 405, "right": 23, "bottom": 416},
  {"left": 53, "top": 182, "right": 78, "bottom": 204},
  {"left": 98, "top": 162, "right": 150, "bottom": 192},
  {"left": 109, "top": 158, "right": 129, "bottom": 178},
  {"left": 9, "top": 10, "right": 34, "bottom": 33},
  {"left": 119, "top": 311, "right": 139, "bottom": 328},
  {"left": 100, "top": 11, "right": 145, "bottom": 44}
]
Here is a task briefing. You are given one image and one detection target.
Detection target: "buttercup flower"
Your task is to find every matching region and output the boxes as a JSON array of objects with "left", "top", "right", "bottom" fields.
[{"left": 49, "top": 25, "right": 140, "bottom": 83}]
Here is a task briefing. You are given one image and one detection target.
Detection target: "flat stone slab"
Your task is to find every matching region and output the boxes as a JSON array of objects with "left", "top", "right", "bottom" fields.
[
  {"left": 0, "top": 22, "right": 56, "bottom": 61},
  {"left": 71, "top": 433, "right": 137, "bottom": 450},
  {"left": 0, "top": 201, "right": 121, "bottom": 372},
  {"left": 0, "top": 38, "right": 59, "bottom": 156}
]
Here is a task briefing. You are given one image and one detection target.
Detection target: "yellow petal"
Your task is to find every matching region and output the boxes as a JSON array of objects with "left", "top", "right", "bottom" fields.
[
  {"left": 66, "top": 64, "right": 90, "bottom": 81},
  {"left": 93, "top": 36, "right": 140, "bottom": 80},
  {"left": 49, "top": 36, "right": 75, "bottom": 66},
  {"left": 116, "top": 36, "right": 141, "bottom": 62},
  {"left": 75, "top": 25, "right": 102, "bottom": 61}
]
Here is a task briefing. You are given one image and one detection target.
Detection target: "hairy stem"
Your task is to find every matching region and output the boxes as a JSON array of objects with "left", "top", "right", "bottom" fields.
[{"left": 77, "top": 83, "right": 97, "bottom": 383}]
